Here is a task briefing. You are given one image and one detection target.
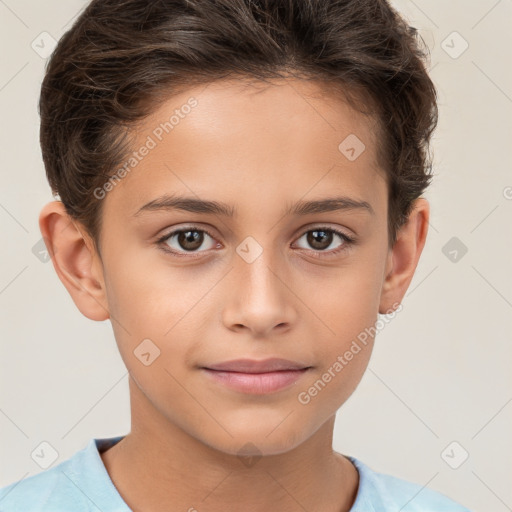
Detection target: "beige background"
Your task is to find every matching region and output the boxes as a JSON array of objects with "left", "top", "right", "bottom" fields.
[{"left": 0, "top": 1, "right": 511, "bottom": 510}]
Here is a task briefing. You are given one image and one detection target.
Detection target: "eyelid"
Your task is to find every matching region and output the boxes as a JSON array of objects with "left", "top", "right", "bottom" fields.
[
  {"left": 292, "top": 225, "right": 356, "bottom": 257},
  {"left": 156, "top": 225, "right": 219, "bottom": 257},
  {"left": 294, "top": 223, "right": 355, "bottom": 242},
  {"left": 156, "top": 223, "right": 356, "bottom": 258}
]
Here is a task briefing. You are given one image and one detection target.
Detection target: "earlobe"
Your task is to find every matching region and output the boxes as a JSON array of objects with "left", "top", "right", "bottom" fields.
[
  {"left": 378, "top": 198, "right": 430, "bottom": 314},
  {"left": 38, "top": 201, "right": 110, "bottom": 321}
]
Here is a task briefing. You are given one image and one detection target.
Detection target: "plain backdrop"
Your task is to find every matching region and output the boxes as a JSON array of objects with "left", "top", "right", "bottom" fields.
[{"left": 0, "top": 1, "right": 511, "bottom": 511}]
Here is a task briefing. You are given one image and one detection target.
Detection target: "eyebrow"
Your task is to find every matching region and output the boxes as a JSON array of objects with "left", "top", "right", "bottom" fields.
[{"left": 133, "top": 194, "right": 374, "bottom": 217}]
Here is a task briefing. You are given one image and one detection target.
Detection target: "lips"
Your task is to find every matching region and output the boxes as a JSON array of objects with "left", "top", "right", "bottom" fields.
[
  {"left": 200, "top": 358, "right": 312, "bottom": 394},
  {"left": 202, "top": 358, "right": 311, "bottom": 373}
]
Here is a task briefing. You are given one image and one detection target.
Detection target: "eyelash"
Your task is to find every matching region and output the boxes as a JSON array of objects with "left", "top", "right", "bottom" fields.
[{"left": 156, "top": 225, "right": 356, "bottom": 259}]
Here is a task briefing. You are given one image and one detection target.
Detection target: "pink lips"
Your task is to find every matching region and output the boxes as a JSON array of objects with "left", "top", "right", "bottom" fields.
[{"left": 201, "top": 358, "right": 312, "bottom": 394}]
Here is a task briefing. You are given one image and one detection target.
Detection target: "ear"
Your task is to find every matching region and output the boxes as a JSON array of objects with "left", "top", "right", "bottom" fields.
[
  {"left": 379, "top": 198, "right": 430, "bottom": 314},
  {"left": 38, "top": 201, "right": 110, "bottom": 321}
]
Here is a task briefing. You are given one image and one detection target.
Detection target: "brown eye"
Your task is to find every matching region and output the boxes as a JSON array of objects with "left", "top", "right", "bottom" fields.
[
  {"left": 306, "top": 229, "right": 334, "bottom": 250},
  {"left": 159, "top": 227, "right": 218, "bottom": 255},
  {"left": 175, "top": 230, "right": 204, "bottom": 251},
  {"left": 294, "top": 227, "right": 355, "bottom": 256}
]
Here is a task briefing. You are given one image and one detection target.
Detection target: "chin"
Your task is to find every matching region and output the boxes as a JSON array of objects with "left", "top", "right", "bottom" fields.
[{"left": 203, "top": 423, "right": 309, "bottom": 459}]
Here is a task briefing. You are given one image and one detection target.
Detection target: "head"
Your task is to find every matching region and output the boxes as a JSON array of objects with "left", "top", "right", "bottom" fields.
[{"left": 39, "top": 0, "right": 437, "bottom": 457}]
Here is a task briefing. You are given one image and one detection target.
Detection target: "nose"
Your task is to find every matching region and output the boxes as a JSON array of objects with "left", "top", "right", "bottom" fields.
[{"left": 221, "top": 249, "right": 297, "bottom": 338}]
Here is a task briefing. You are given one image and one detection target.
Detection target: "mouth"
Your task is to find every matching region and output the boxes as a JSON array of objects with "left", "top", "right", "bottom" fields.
[{"left": 200, "top": 358, "right": 312, "bottom": 394}]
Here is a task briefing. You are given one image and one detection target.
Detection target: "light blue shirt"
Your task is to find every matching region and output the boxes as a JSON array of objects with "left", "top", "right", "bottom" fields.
[{"left": 0, "top": 435, "right": 471, "bottom": 511}]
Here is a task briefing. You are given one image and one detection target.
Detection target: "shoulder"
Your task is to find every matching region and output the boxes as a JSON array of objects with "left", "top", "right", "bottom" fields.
[
  {"left": 0, "top": 454, "right": 90, "bottom": 511},
  {"left": 0, "top": 437, "right": 128, "bottom": 512},
  {"left": 349, "top": 457, "right": 472, "bottom": 512}
]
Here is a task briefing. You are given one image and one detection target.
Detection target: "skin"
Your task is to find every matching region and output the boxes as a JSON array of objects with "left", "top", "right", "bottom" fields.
[{"left": 39, "top": 77, "right": 429, "bottom": 512}]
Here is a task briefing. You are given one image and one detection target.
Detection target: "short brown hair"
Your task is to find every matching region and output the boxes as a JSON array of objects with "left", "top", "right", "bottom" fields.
[{"left": 39, "top": 0, "right": 438, "bottom": 251}]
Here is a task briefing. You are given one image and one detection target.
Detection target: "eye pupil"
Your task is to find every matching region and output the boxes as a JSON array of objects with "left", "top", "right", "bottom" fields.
[
  {"left": 178, "top": 230, "right": 204, "bottom": 251},
  {"left": 307, "top": 230, "right": 333, "bottom": 250}
]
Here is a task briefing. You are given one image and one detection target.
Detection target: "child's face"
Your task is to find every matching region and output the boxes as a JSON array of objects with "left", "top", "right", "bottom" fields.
[{"left": 82, "top": 77, "right": 402, "bottom": 455}]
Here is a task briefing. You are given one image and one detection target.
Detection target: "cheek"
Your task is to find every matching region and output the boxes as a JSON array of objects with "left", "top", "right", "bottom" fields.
[
  {"left": 293, "top": 254, "right": 384, "bottom": 403},
  {"left": 292, "top": 316, "right": 374, "bottom": 442},
  {"left": 102, "top": 249, "right": 213, "bottom": 382},
  {"left": 297, "top": 256, "right": 384, "bottom": 342},
  {"left": 103, "top": 245, "right": 194, "bottom": 332}
]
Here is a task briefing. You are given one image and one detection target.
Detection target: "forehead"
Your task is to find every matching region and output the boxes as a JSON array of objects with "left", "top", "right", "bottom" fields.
[{"left": 102, "top": 76, "right": 386, "bottom": 221}]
